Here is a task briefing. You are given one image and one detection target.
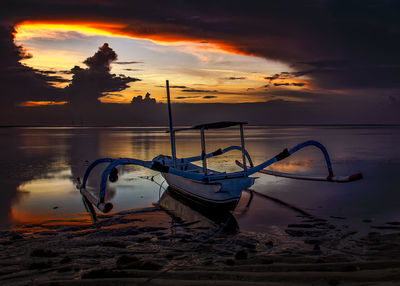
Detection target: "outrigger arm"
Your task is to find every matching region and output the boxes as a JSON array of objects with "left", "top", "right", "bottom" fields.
[{"left": 237, "top": 140, "right": 363, "bottom": 182}]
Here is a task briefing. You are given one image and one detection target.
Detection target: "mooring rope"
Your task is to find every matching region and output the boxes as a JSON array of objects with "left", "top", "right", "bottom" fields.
[{"left": 244, "top": 188, "right": 314, "bottom": 218}]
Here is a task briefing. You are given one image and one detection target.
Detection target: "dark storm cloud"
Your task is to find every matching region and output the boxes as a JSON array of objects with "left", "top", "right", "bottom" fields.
[
  {"left": 66, "top": 43, "right": 140, "bottom": 105},
  {"left": 0, "top": 26, "right": 65, "bottom": 107},
  {"left": 273, "top": 83, "right": 290, "bottom": 87},
  {"left": 33, "top": 69, "right": 71, "bottom": 83},
  {"left": 3, "top": 0, "right": 400, "bottom": 91},
  {"left": 203, "top": 95, "right": 217, "bottom": 99},
  {"left": 265, "top": 71, "right": 310, "bottom": 82}
]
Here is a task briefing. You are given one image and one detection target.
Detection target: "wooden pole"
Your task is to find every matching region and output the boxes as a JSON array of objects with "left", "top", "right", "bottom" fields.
[
  {"left": 240, "top": 123, "right": 247, "bottom": 172},
  {"left": 200, "top": 127, "right": 207, "bottom": 175},
  {"left": 166, "top": 80, "right": 176, "bottom": 167}
]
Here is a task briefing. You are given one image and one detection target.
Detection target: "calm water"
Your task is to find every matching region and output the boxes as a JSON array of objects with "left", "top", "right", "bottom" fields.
[{"left": 1, "top": 126, "right": 399, "bottom": 234}]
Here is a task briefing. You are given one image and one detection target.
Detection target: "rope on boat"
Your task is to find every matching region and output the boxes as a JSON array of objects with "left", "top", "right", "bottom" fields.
[{"left": 245, "top": 188, "right": 314, "bottom": 218}]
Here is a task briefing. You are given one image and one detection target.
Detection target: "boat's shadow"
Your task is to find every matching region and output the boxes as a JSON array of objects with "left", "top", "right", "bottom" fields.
[{"left": 157, "top": 187, "right": 239, "bottom": 234}]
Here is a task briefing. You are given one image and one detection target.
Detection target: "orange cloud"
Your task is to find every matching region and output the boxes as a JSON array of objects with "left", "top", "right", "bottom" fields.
[
  {"left": 14, "top": 20, "right": 248, "bottom": 56},
  {"left": 20, "top": 101, "right": 68, "bottom": 107},
  {"left": 14, "top": 21, "right": 130, "bottom": 41}
]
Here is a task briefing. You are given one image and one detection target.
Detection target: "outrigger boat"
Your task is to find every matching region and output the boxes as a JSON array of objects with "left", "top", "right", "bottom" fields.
[{"left": 76, "top": 80, "right": 362, "bottom": 216}]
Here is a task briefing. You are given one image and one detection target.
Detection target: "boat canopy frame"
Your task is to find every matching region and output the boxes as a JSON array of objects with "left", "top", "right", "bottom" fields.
[{"left": 167, "top": 121, "right": 249, "bottom": 176}]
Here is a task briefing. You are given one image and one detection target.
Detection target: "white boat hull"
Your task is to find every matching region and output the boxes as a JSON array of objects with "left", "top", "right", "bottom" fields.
[{"left": 162, "top": 172, "right": 254, "bottom": 210}]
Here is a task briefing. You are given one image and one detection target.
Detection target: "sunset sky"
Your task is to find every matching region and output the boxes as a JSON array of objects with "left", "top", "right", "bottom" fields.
[
  {"left": 14, "top": 21, "right": 302, "bottom": 104},
  {"left": 1, "top": 1, "right": 400, "bottom": 125}
]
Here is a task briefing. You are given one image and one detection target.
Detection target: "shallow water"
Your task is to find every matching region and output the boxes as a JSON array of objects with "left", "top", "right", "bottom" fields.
[{"left": 1, "top": 126, "right": 399, "bottom": 235}]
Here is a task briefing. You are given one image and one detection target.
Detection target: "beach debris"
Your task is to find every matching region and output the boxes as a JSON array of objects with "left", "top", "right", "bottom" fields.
[
  {"left": 265, "top": 241, "right": 274, "bottom": 248},
  {"left": 235, "top": 250, "right": 248, "bottom": 260}
]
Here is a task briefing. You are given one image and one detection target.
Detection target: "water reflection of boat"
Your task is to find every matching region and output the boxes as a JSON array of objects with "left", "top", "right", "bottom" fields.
[
  {"left": 157, "top": 187, "right": 238, "bottom": 233},
  {"left": 76, "top": 80, "right": 362, "bottom": 216}
]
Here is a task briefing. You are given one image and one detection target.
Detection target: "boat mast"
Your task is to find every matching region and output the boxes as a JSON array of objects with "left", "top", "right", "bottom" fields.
[
  {"left": 166, "top": 80, "right": 177, "bottom": 167},
  {"left": 200, "top": 127, "right": 207, "bottom": 175},
  {"left": 239, "top": 123, "right": 247, "bottom": 172}
]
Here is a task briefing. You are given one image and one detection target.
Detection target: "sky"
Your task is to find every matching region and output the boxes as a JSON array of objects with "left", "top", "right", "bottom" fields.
[{"left": 1, "top": 0, "right": 400, "bottom": 125}]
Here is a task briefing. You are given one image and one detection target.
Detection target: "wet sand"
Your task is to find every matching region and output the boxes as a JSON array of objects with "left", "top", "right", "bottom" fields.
[{"left": 1, "top": 206, "right": 400, "bottom": 286}]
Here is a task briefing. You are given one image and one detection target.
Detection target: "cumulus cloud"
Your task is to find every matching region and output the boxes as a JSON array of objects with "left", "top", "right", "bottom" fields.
[
  {"left": 66, "top": 43, "right": 140, "bottom": 105},
  {"left": 131, "top": 92, "right": 156, "bottom": 104}
]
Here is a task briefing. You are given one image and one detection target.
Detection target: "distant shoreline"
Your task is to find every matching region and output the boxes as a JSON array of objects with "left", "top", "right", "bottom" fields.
[{"left": 1, "top": 124, "right": 400, "bottom": 128}]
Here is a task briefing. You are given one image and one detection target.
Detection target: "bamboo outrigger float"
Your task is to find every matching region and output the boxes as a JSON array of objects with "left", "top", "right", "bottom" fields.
[{"left": 76, "top": 80, "right": 362, "bottom": 216}]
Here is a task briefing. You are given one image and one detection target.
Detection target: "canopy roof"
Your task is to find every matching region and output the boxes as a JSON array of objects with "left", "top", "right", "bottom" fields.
[{"left": 167, "top": 121, "right": 247, "bottom": 133}]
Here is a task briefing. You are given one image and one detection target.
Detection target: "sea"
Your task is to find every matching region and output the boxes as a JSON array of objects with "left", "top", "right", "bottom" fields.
[{"left": 1, "top": 125, "right": 399, "bottom": 236}]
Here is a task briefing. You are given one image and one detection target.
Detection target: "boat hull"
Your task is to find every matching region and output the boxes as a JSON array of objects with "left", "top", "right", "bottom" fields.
[{"left": 162, "top": 172, "right": 253, "bottom": 212}]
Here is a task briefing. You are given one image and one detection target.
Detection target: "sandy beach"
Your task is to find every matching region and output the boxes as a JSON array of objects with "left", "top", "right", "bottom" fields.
[{"left": 1, "top": 204, "right": 400, "bottom": 286}]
